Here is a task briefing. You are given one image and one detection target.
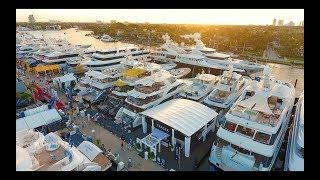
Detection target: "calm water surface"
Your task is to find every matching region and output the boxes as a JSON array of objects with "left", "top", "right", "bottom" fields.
[{"left": 28, "top": 29, "right": 304, "bottom": 96}]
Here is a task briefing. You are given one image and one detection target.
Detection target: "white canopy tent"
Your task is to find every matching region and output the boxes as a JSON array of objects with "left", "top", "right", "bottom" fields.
[
  {"left": 53, "top": 73, "right": 77, "bottom": 90},
  {"left": 24, "top": 105, "right": 48, "bottom": 116},
  {"left": 141, "top": 99, "right": 218, "bottom": 157},
  {"left": 141, "top": 99, "right": 218, "bottom": 136},
  {"left": 16, "top": 109, "right": 62, "bottom": 133},
  {"left": 77, "top": 141, "right": 102, "bottom": 161}
]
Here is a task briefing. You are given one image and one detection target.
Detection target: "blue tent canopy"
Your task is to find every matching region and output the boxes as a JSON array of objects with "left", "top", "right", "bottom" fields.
[{"left": 151, "top": 128, "right": 170, "bottom": 141}]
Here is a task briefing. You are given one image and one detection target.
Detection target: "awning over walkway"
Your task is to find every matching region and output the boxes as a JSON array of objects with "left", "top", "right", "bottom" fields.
[
  {"left": 16, "top": 108, "right": 62, "bottom": 132},
  {"left": 141, "top": 99, "right": 218, "bottom": 137},
  {"left": 151, "top": 128, "right": 170, "bottom": 141}
]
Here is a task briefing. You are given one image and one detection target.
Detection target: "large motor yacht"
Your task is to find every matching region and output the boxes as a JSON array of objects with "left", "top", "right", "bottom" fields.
[
  {"left": 284, "top": 91, "right": 304, "bottom": 171},
  {"left": 203, "top": 65, "right": 251, "bottom": 110},
  {"left": 80, "top": 70, "right": 120, "bottom": 104},
  {"left": 82, "top": 47, "right": 149, "bottom": 71},
  {"left": 41, "top": 51, "right": 81, "bottom": 64},
  {"left": 179, "top": 72, "right": 219, "bottom": 101},
  {"left": 180, "top": 33, "right": 264, "bottom": 74},
  {"left": 115, "top": 70, "right": 191, "bottom": 128},
  {"left": 208, "top": 67, "right": 295, "bottom": 171}
]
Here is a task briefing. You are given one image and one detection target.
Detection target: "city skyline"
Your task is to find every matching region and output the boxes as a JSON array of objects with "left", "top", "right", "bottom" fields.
[{"left": 16, "top": 9, "right": 304, "bottom": 25}]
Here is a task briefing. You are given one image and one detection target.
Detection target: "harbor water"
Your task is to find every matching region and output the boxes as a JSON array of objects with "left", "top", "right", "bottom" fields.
[{"left": 28, "top": 28, "right": 304, "bottom": 95}]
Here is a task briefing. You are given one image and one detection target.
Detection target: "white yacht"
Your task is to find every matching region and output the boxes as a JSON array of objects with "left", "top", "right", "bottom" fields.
[
  {"left": 180, "top": 33, "right": 264, "bottom": 74},
  {"left": 150, "top": 33, "right": 187, "bottom": 63},
  {"left": 208, "top": 67, "right": 295, "bottom": 171},
  {"left": 120, "top": 62, "right": 161, "bottom": 86},
  {"left": 109, "top": 59, "right": 144, "bottom": 97},
  {"left": 16, "top": 45, "right": 38, "bottom": 59},
  {"left": 41, "top": 51, "right": 80, "bottom": 64},
  {"left": 100, "top": 34, "right": 116, "bottom": 42},
  {"left": 82, "top": 47, "right": 150, "bottom": 71},
  {"left": 168, "top": 67, "right": 191, "bottom": 78},
  {"left": 16, "top": 132, "right": 86, "bottom": 171},
  {"left": 179, "top": 72, "right": 219, "bottom": 101},
  {"left": 203, "top": 65, "right": 251, "bottom": 110},
  {"left": 115, "top": 70, "right": 191, "bottom": 128},
  {"left": 66, "top": 54, "right": 92, "bottom": 67},
  {"left": 80, "top": 70, "right": 120, "bottom": 104},
  {"left": 111, "top": 61, "right": 162, "bottom": 98},
  {"left": 284, "top": 91, "right": 304, "bottom": 171}
]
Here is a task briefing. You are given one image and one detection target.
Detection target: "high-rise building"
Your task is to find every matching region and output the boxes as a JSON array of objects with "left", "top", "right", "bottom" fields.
[
  {"left": 286, "top": 21, "right": 295, "bottom": 26},
  {"left": 273, "top": 19, "right": 277, "bottom": 26},
  {"left": 28, "top": 14, "right": 35, "bottom": 23},
  {"left": 110, "top": 20, "right": 117, "bottom": 24},
  {"left": 96, "top": 20, "right": 102, "bottom": 24},
  {"left": 277, "top": 19, "right": 284, "bottom": 26},
  {"left": 49, "top": 20, "right": 58, "bottom": 24}
]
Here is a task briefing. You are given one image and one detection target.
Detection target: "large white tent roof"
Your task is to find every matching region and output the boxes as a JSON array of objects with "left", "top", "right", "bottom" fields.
[
  {"left": 77, "top": 141, "right": 102, "bottom": 161},
  {"left": 16, "top": 109, "right": 62, "bottom": 132},
  {"left": 141, "top": 99, "right": 218, "bottom": 136}
]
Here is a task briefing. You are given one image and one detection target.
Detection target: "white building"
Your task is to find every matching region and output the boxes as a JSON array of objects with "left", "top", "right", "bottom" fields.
[
  {"left": 272, "top": 19, "right": 277, "bottom": 26},
  {"left": 277, "top": 20, "right": 284, "bottom": 26},
  {"left": 286, "top": 21, "right": 295, "bottom": 26},
  {"left": 49, "top": 20, "right": 59, "bottom": 24},
  {"left": 140, "top": 99, "right": 218, "bottom": 158},
  {"left": 28, "top": 14, "right": 35, "bottom": 23}
]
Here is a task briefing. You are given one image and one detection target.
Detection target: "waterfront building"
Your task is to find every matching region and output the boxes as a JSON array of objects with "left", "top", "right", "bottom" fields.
[
  {"left": 277, "top": 20, "right": 284, "bottom": 26},
  {"left": 28, "top": 14, "right": 35, "bottom": 23}
]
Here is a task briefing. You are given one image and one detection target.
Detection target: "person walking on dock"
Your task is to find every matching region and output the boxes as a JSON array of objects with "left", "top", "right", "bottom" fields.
[
  {"left": 121, "top": 141, "right": 125, "bottom": 151},
  {"left": 127, "top": 157, "right": 132, "bottom": 169}
]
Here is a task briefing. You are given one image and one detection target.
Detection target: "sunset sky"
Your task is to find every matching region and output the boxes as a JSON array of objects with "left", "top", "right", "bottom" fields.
[{"left": 16, "top": 9, "right": 304, "bottom": 25}]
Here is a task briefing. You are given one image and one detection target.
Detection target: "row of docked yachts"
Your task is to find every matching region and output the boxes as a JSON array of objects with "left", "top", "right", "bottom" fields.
[{"left": 16, "top": 30, "right": 303, "bottom": 171}]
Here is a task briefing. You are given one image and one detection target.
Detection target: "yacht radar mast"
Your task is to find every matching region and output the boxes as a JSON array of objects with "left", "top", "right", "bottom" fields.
[{"left": 263, "top": 66, "right": 271, "bottom": 89}]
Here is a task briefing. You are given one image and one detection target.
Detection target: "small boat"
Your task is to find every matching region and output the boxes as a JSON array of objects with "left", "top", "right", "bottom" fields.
[
  {"left": 158, "top": 62, "right": 177, "bottom": 70},
  {"left": 168, "top": 68, "right": 191, "bottom": 78}
]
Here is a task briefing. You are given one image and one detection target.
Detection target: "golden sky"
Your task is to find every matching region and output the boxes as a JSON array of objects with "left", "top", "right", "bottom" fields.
[{"left": 16, "top": 9, "right": 304, "bottom": 25}]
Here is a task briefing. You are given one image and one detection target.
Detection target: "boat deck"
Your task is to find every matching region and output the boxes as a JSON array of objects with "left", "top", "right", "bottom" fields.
[
  {"left": 92, "top": 153, "right": 112, "bottom": 171},
  {"left": 34, "top": 146, "right": 67, "bottom": 171}
]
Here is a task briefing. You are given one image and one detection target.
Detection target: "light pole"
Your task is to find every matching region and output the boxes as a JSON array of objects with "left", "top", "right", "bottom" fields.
[{"left": 91, "top": 129, "right": 95, "bottom": 143}]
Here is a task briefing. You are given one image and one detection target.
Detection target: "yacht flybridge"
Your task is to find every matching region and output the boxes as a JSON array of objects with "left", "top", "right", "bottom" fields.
[
  {"left": 179, "top": 72, "right": 219, "bottom": 101},
  {"left": 111, "top": 60, "right": 161, "bottom": 97},
  {"left": 115, "top": 70, "right": 191, "bottom": 128},
  {"left": 284, "top": 91, "right": 304, "bottom": 171},
  {"left": 41, "top": 51, "right": 80, "bottom": 64},
  {"left": 203, "top": 64, "right": 251, "bottom": 110},
  {"left": 209, "top": 66, "right": 295, "bottom": 171},
  {"left": 120, "top": 62, "right": 162, "bottom": 86},
  {"left": 80, "top": 70, "right": 120, "bottom": 104}
]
